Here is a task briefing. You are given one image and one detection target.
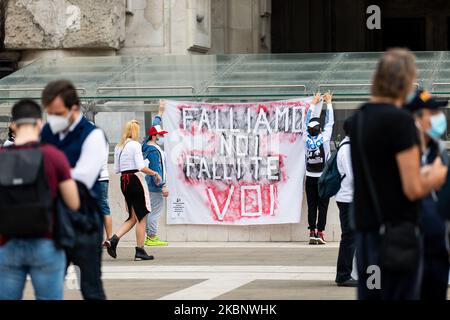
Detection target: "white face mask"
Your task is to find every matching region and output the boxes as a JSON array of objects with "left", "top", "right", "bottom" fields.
[
  {"left": 156, "top": 136, "right": 164, "bottom": 146},
  {"left": 47, "top": 111, "right": 72, "bottom": 134}
]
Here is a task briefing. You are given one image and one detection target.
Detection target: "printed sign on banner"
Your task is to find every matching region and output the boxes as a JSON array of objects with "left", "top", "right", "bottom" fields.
[{"left": 163, "top": 98, "right": 319, "bottom": 225}]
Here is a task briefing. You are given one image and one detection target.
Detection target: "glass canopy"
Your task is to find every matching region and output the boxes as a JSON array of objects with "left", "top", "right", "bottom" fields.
[{"left": 0, "top": 51, "right": 449, "bottom": 101}]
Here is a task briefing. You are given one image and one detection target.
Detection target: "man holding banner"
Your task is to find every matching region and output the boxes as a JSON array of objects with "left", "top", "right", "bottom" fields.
[{"left": 304, "top": 91, "right": 334, "bottom": 245}]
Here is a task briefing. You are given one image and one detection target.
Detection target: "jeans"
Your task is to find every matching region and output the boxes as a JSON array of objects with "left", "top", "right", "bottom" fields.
[
  {"left": 95, "top": 180, "right": 111, "bottom": 215},
  {"left": 356, "top": 231, "right": 423, "bottom": 300},
  {"left": 0, "top": 239, "right": 66, "bottom": 300},
  {"left": 66, "top": 243, "right": 106, "bottom": 300},
  {"left": 146, "top": 191, "right": 164, "bottom": 236},
  {"left": 305, "top": 176, "right": 329, "bottom": 231},
  {"left": 336, "top": 202, "right": 356, "bottom": 283}
]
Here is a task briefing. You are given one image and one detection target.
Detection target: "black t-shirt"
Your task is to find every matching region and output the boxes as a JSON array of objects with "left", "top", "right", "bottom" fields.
[{"left": 350, "top": 103, "right": 420, "bottom": 231}]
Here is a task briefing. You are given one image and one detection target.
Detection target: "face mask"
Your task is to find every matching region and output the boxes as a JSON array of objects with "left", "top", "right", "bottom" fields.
[
  {"left": 308, "top": 126, "right": 321, "bottom": 137},
  {"left": 405, "top": 91, "right": 416, "bottom": 104},
  {"left": 427, "top": 112, "right": 447, "bottom": 140},
  {"left": 156, "top": 136, "right": 164, "bottom": 146},
  {"left": 47, "top": 111, "right": 72, "bottom": 134}
]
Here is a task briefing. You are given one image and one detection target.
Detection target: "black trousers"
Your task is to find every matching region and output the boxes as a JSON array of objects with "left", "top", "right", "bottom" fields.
[
  {"left": 421, "top": 254, "right": 449, "bottom": 300},
  {"left": 66, "top": 243, "right": 106, "bottom": 300},
  {"left": 356, "top": 231, "right": 423, "bottom": 300},
  {"left": 305, "top": 176, "right": 329, "bottom": 231},
  {"left": 336, "top": 202, "right": 356, "bottom": 283}
]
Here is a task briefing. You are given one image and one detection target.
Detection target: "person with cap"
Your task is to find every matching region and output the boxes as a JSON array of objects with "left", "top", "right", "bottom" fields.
[
  {"left": 304, "top": 91, "right": 334, "bottom": 245},
  {"left": 142, "top": 100, "right": 169, "bottom": 246},
  {"left": 106, "top": 120, "right": 162, "bottom": 261},
  {"left": 404, "top": 89, "right": 450, "bottom": 300}
]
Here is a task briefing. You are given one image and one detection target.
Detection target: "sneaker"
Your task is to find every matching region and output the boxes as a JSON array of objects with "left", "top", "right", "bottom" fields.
[
  {"left": 317, "top": 231, "right": 327, "bottom": 245},
  {"left": 309, "top": 230, "right": 318, "bottom": 245},
  {"left": 144, "top": 236, "right": 169, "bottom": 246}
]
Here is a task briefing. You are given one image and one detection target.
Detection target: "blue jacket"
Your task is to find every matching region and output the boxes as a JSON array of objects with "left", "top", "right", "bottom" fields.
[{"left": 142, "top": 115, "right": 166, "bottom": 192}]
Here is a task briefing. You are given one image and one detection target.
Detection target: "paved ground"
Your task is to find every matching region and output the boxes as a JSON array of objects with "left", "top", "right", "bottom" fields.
[{"left": 22, "top": 242, "right": 358, "bottom": 300}]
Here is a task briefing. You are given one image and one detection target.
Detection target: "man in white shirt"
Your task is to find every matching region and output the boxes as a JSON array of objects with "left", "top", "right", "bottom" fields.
[
  {"left": 304, "top": 91, "right": 334, "bottom": 245},
  {"left": 335, "top": 116, "right": 357, "bottom": 287},
  {"left": 40, "top": 80, "right": 107, "bottom": 300}
]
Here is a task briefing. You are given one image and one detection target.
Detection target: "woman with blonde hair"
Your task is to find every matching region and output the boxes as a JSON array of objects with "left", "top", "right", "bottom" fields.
[{"left": 106, "top": 120, "right": 162, "bottom": 261}]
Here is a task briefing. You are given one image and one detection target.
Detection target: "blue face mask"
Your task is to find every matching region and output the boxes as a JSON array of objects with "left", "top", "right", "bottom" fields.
[
  {"left": 427, "top": 112, "right": 447, "bottom": 140},
  {"left": 405, "top": 91, "right": 416, "bottom": 104}
]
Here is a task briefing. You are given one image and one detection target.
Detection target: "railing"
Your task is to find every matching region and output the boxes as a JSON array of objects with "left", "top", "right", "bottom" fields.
[
  {"left": 96, "top": 86, "right": 196, "bottom": 94},
  {"left": 206, "top": 84, "right": 307, "bottom": 93},
  {"left": 0, "top": 87, "right": 86, "bottom": 94}
]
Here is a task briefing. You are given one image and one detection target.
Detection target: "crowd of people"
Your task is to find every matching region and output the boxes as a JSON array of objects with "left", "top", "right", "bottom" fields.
[
  {"left": 0, "top": 80, "right": 169, "bottom": 300},
  {"left": 0, "top": 48, "right": 449, "bottom": 300}
]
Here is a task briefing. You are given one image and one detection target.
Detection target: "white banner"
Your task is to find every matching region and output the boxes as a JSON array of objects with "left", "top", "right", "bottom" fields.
[{"left": 163, "top": 98, "right": 319, "bottom": 225}]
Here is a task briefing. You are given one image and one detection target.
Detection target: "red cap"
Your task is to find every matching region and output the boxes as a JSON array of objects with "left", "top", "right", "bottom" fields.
[{"left": 148, "top": 125, "right": 168, "bottom": 136}]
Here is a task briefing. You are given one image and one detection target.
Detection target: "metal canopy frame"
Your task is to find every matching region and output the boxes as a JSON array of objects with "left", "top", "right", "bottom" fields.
[{"left": 0, "top": 52, "right": 449, "bottom": 103}]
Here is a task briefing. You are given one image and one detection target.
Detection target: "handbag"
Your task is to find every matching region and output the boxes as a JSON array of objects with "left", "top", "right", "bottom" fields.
[{"left": 356, "top": 111, "right": 421, "bottom": 272}]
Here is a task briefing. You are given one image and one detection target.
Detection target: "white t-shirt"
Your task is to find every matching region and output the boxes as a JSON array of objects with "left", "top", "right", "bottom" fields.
[
  {"left": 114, "top": 139, "right": 146, "bottom": 173},
  {"left": 98, "top": 142, "right": 110, "bottom": 181},
  {"left": 304, "top": 103, "right": 334, "bottom": 177},
  {"left": 335, "top": 137, "right": 353, "bottom": 203}
]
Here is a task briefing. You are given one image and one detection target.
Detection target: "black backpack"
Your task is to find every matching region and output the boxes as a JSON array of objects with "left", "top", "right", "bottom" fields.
[
  {"left": 0, "top": 146, "right": 53, "bottom": 237},
  {"left": 318, "top": 141, "right": 350, "bottom": 199}
]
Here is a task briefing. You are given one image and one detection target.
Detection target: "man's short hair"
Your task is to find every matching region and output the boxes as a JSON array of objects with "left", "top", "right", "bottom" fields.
[
  {"left": 41, "top": 79, "right": 80, "bottom": 109},
  {"left": 11, "top": 99, "right": 42, "bottom": 125},
  {"left": 371, "top": 48, "right": 417, "bottom": 100}
]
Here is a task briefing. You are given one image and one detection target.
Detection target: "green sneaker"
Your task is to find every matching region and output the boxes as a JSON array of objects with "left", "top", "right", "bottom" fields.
[{"left": 144, "top": 236, "right": 168, "bottom": 246}]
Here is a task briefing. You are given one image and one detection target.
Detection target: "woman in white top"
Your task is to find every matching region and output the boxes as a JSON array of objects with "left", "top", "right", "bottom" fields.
[{"left": 106, "top": 120, "right": 161, "bottom": 261}]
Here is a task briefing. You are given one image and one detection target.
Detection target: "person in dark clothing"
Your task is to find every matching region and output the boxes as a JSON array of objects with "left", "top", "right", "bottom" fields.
[
  {"left": 350, "top": 49, "right": 448, "bottom": 300},
  {"left": 335, "top": 116, "right": 357, "bottom": 287},
  {"left": 404, "top": 89, "right": 450, "bottom": 300}
]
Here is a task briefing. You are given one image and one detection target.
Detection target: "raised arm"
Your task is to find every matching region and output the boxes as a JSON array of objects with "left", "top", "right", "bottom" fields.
[
  {"left": 322, "top": 91, "right": 334, "bottom": 141},
  {"left": 306, "top": 92, "right": 322, "bottom": 124},
  {"left": 152, "top": 100, "right": 165, "bottom": 126}
]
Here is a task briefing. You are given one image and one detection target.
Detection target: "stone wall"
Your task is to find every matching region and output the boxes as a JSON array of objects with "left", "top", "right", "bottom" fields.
[
  {"left": 4, "top": 0, "right": 125, "bottom": 49},
  {"left": 210, "top": 0, "right": 270, "bottom": 54}
]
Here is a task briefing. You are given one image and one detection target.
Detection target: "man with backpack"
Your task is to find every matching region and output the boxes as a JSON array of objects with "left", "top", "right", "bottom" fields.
[
  {"left": 334, "top": 116, "right": 357, "bottom": 287},
  {"left": 0, "top": 99, "right": 80, "bottom": 300},
  {"left": 304, "top": 91, "right": 334, "bottom": 245},
  {"left": 40, "top": 80, "right": 108, "bottom": 300}
]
